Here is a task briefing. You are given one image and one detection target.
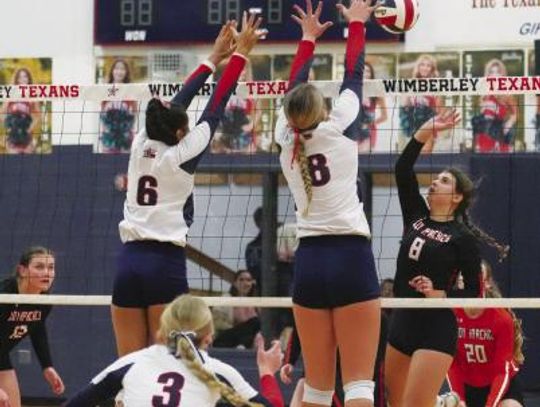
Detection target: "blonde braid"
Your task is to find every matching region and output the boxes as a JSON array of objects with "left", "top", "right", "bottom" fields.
[
  {"left": 296, "top": 141, "right": 312, "bottom": 216},
  {"left": 176, "top": 336, "right": 263, "bottom": 407}
]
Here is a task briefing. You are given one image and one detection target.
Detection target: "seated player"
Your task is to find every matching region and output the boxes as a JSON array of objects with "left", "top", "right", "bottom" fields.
[
  {"left": 66, "top": 295, "right": 284, "bottom": 407},
  {"left": 447, "top": 261, "right": 525, "bottom": 407}
]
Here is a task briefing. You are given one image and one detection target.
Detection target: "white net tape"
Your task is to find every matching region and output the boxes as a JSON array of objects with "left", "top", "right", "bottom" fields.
[{"left": 1, "top": 294, "right": 539, "bottom": 308}]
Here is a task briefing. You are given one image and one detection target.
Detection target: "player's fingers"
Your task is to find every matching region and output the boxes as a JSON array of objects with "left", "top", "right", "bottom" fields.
[
  {"left": 321, "top": 21, "right": 334, "bottom": 32},
  {"left": 293, "top": 4, "right": 307, "bottom": 19},
  {"left": 314, "top": 1, "right": 323, "bottom": 18},
  {"left": 306, "top": 0, "right": 313, "bottom": 15},
  {"left": 291, "top": 15, "right": 303, "bottom": 25}
]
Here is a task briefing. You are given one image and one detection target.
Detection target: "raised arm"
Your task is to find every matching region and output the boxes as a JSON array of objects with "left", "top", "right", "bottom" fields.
[
  {"left": 332, "top": 0, "right": 378, "bottom": 137},
  {"left": 171, "top": 21, "right": 236, "bottom": 109},
  {"left": 178, "top": 12, "right": 264, "bottom": 173},
  {"left": 288, "top": 0, "right": 333, "bottom": 90},
  {"left": 396, "top": 109, "right": 460, "bottom": 226}
]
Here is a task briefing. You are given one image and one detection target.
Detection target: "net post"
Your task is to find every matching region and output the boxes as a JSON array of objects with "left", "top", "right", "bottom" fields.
[{"left": 260, "top": 172, "right": 279, "bottom": 341}]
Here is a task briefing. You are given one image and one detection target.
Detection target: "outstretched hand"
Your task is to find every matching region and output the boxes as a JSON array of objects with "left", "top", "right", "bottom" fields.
[
  {"left": 414, "top": 108, "right": 461, "bottom": 144},
  {"left": 209, "top": 20, "right": 237, "bottom": 66},
  {"left": 292, "top": 0, "right": 333, "bottom": 42},
  {"left": 234, "top": 11, "right": 267, "bottom": 57},
  {"left": 337, "top": 0, "right": 381, "bottom": 23},
  {"left": 256, "top": 338, "right": 284, "bottom": 377}
]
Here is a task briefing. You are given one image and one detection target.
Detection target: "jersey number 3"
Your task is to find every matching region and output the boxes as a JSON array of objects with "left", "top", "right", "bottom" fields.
[
  {"left": 308, "top": 153, "right": 330, "bottom": 186},
  {"left": 137, "top": 175, "right": 158, "bottom": 206},
  {"left": 152, "top": 372, "right": 185, "bottom": 407}
]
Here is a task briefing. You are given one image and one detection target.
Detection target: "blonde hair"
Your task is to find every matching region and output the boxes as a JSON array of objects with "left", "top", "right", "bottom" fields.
[
  {"left": 283, "top": 84, "right": 326, "bottom": 215},
  {"left": 413, "top": 54, "right": 439, "bottom": 78},
  {"left": 159, "top": 295, "right": 262, "bottom": 407},
  {"left": 482, "top": 262, "right": 525, "bottom": 365},
  {"left": 484, "top": 58, "right": 507, "bottom": 77}
]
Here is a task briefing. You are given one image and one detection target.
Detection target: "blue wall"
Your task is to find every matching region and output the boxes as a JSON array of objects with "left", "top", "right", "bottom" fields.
[{"left": 4, "top": 148, "right": 539, "bottom": 399}]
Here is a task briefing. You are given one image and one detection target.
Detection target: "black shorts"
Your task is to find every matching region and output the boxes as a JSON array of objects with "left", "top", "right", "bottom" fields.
[
  {"left": 388, "top": 308, "right": 457, "bottom": 357},
  {"left": 292, "top": 235, "right": 380, "bottom": 309},
  {"left": 0, "top": 352, "right": 12, "bottom": 371},
  {"left": 464, "top": 376, "right": 524, "bottom": 407},
  {"left": 112, "top": 240, "right": 188, "bottom": 308}
]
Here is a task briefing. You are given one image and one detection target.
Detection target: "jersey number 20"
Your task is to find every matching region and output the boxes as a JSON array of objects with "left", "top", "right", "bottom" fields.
[{"left": 152, "top": 372, "right": 185, "bottom": 407}]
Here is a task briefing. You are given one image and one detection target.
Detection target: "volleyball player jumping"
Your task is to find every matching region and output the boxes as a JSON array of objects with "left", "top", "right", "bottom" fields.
[
  {"left": 385, "top": 109, "right": 510, "bottom": 407},
  {"left": 275, "top": 1, "right": 381, "bottom": 405},
  {"left": 112, "top": 15, "right": 265, "bottom": 356}
]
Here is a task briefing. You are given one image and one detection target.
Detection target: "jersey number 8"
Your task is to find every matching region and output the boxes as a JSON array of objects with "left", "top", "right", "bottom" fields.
[
  {"left": 408, "top": 237, "right": 426, "bottom": 261},
  {"left": 308, "top": 153, "right": 330, "bottom": 186}
]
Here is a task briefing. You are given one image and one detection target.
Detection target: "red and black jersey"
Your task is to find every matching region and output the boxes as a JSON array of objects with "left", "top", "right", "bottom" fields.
[
  {"left": 0, "top": 277, "right": 53, "bottom": 368},
  {"left": 448, "top": 308, "right": 520, "bottom": 407},
  {"left": 393, "top": 138, "right": 482, "bottom": 298}
]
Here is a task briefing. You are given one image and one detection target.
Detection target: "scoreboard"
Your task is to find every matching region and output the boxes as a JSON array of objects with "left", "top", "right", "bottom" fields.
[{"left": 94, "top": 0, "right": 402, "bottom": 45}]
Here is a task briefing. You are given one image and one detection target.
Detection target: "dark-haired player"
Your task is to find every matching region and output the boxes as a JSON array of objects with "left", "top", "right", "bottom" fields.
[
  {"left": 112, "top": 15, "right": 265, "bottom": 356},
  {"left": 0, "top": 247, "right": 64, "bottom": 407},
  {"left": 385, "top": 110, "right": 510, "bottom": 407}
]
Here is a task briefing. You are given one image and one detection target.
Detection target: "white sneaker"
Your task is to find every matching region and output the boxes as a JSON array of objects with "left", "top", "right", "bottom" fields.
[{"left": 435, "top": 391, "right": 460, "bottom": 407}]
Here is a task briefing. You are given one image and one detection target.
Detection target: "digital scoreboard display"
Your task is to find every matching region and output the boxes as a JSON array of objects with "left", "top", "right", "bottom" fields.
[{"left": 95, "top": 0, "right": 401, "bottom": 45}]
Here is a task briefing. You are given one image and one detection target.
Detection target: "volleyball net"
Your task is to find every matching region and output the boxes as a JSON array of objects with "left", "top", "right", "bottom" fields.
[{"left": 0, "top": 76, "right": 538, "bottom": 303}]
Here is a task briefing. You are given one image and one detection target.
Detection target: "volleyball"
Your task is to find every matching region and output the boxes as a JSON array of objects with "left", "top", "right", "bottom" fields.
[{"left": 373, "top": 0, "right": 420, "bottom": 34}]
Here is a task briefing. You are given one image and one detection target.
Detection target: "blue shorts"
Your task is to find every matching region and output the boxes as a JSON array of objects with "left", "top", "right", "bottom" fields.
[
  {"left": 112, "top": 240, "right": 188, "bottom": 308},
  {"left": 292, "top": 235, "right": 380, "bottom": 309}
]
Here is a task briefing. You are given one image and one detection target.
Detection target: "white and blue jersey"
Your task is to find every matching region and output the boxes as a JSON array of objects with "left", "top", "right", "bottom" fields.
[
  {"left": 276, "top": 23, "right": 379, "bottom": 308},
  {"left": 113, "top": 54, "right": 249, "bottom": 308},
  {"left": 119, "top": 55, "right": 248, "bottom": 247},
  {"left": 274, "top": 25, "right": 371, "bottom": 240},
  {"left": 65, "top": 344, "right": 264, "bottom": 407}
]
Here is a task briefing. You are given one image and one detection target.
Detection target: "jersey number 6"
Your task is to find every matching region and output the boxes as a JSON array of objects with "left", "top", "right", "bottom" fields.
[{"left": 137, "top": 175, "right": 158, "bottom": 206}]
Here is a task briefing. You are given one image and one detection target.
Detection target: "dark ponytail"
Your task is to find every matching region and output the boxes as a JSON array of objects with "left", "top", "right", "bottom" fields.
[
  {"left": 146, "top": 99, "right": 188, "bottom": 146},
  {"left": 447, "top": 168, "right": 509, "bottom": 262}
]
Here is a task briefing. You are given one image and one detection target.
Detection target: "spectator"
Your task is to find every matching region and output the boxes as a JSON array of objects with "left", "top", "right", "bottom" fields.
[
  {"left": 245, "top": 207, "right": 263, "bottom": 287},
  {"left": 213, "top": 270, "right": 261, "bottom": 349}
]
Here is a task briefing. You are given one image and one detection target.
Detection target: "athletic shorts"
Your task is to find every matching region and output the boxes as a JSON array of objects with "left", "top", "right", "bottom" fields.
[
  {"left": 464, "top": 375, "right": 524, "bottom": 407},
  {"left": 292, "top": 235, "right": 380, "bottom": 309},
  {"left": 388, "top": 308, "right": 457, "bottom": 357},
  {"left": 112, "top": 240, "right": 188, "bottom": 308},
  {"left": 0, "top": 352, "right": 12, "bottom": 371}
]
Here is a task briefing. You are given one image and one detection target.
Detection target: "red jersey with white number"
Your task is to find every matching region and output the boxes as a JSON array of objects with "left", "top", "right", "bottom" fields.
[{"left": 448, "top": 308, "right": 520, "bottom": 406}]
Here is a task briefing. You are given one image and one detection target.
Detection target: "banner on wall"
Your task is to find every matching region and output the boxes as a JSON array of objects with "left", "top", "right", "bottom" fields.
[
  {"left": 0, "top": 58, "right": 52, "bottom": 154},
  {"left": 95, "top": 56, "right": 149, "bottom": 153},
  {"left": 463, "top": 50, "right": 526, "bottom": 152},
  {"left": 407, "top": 1, "right": 540, "bottom": 49}
]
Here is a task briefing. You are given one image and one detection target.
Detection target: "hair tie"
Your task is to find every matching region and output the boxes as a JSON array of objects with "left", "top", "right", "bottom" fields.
[{"left": 290, "top": 129, "right": 301, "bottom": 169}]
